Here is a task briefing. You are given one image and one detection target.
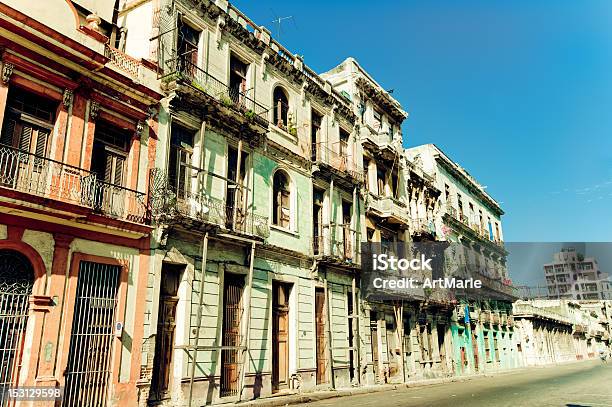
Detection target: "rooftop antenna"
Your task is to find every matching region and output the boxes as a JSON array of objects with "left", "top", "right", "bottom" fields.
[{"left": 271, "top": 9, "right": 296, "bottom": 39}]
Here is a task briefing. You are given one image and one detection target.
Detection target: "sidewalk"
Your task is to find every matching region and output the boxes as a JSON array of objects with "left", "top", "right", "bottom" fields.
[{"left": 236, "top": 359, "right": 591, "bottom": 407}]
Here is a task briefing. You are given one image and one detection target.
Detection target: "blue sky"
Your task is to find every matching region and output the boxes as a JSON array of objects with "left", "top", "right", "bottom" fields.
[{"left": 234, "top": 0, "right": 612, "bottom": 242}]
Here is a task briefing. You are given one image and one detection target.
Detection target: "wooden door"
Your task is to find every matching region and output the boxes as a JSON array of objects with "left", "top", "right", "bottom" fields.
[
  {"left": 272, "top": 282, "right": 290, "bottom": 391},
  {"left": 221, "top": 275, "right": 243, "bottom": 397},
  {"left": 471, "top": 327, "right": 479, "bottom": 372},
  {"left": 370, "top": 313, "right": 380, "bottom": 383},
  {"left": 315, "top": 288, "right": 327, "bottom": 384}
]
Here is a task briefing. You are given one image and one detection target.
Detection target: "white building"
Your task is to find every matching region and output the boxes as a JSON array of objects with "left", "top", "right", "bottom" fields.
[{"left": 544, "top": 247, "right": 612, "bottom": 300}]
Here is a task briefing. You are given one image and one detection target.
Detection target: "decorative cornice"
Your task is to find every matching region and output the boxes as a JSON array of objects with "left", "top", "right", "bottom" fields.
[
  {"left": 356, "top": 77, "right": 406, "bottom": 123},
  {"left": 63, "top": 89, "right": 74, "bottom": 108},
  {"left": 89, "top": 101, "right": 100, "bottom": 121},
  {"left": 1, "top": 62, "right": 14, "bottom": 84}
]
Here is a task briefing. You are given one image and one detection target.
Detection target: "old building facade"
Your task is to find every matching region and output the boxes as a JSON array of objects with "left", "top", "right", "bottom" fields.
[
  {"left": 406, "top": 144, "right": 519, "bottom": 376},
  {"left": 7, "top": 1, "right": 604, "bottom": 406},
  {"left": 0, "top": 0, "right": 161, "bottom": 406}
]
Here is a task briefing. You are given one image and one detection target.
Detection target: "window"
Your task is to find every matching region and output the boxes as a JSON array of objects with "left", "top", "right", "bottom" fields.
[
  {"left": 226, "top": 146, "right": 248, "bottom": 230},
  {"left": 313, "top": 187, "right": 324, "bottom": 254},
  {"left": 373, "top": 109, "right": 382, "bottom": 131},
  {"left": 342, "top": 200, "right": 353, "bottom": 259},
  {"left": 168, "top": 124, "right": 195, "bottom": 199},
  {"left": 229, "top": 54, "right": 248, "bottom": 104},
  {"left": 457, "top": 194, "right": 463, "bottom": 216},
  {"left": 444, "top": 184, "right": 450, "bottom": 202},
  {"left": 495, "top": 222, "right": 501, "bottom": 241},
  {"left": 391, "top": 170, "right": 399, "bottom": 199},
  {"left": 91, "top": 120, "right": 130, "bottom": 186},
  {"left": 273, "top": 170, "right": 291, "bottom": 228},
  {"left": 388, "top": 122, "right": 395, "bottom": 141},
  {"left": 273, "top": 87, "right": 289, "bottom": 129},
  {"left": 1, "top": 88, "right": 56, "bottom": 157},
  {"left": 177, "top": 19, "right": 200, "bottom": 73},
  {"left": 339, "top": 128, "right": 350, "bottom": 158},
  {"left": 363, "top": 157, "right": 370, "bottom": 190},
  {"left": 377, "top": 168, "right": 385, "bottom": 196},
  {"left": 311, "top": 110, "right": 323, "bottom": 160}
]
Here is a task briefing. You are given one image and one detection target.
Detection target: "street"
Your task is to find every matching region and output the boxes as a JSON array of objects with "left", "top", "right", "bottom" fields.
[{"left": 305, "top": 360, "right": 612, "bottom": 407}]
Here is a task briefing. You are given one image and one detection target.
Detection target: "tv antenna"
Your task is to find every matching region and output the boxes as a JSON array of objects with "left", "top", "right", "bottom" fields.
[{"left": 271, "top": 9, "right": 296, "bottom": 39}]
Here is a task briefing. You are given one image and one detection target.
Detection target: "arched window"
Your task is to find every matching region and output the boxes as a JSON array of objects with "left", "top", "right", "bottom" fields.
[
  {"left": 273, "top": 87, "right": 289, "bottom": 129},
  {"left": 273, "top": 170, "right": 291, "bottom": 228},
  {"left": 0, "top": 250, "right": 35, "bottom": 390}
]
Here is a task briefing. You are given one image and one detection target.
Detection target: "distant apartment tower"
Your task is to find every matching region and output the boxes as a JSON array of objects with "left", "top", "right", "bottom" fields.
[{"left": 544, "top": 248, "right": 612, "bottom": 300}]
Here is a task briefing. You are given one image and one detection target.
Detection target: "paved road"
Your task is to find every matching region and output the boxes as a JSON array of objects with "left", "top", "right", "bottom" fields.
[{"left": 305, "top": 360, "right": 612, "bottom": 407}]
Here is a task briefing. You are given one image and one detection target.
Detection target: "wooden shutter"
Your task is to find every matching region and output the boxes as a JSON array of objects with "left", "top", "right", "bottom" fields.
[
  {"left": 19, "top": 125, "right": 33, "bottom": 152},
  {"left": 104, "top": 151, "right": 126, "bottom": 186},
  {"left": 34, "top": 128, "right": 50, "bottom": 157},
  {"left": 0, "top": 117, "right": 16, "bottom": 147},
  {"left": 280, "top": 189, "right": 290, "bottom": 228}
]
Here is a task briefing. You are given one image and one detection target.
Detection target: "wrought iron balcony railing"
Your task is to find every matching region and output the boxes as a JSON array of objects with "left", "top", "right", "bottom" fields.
[
  {"left": 312, "top": 225, "right": 360, "bottom": 264},
  {"left": 0, "top": 144, "right": 148, "bottom": 224},
  {"left": 311, "top": 142, "right": 364, "bottom": 182},
  {"left": 149, "top": 168, "right": 269, "bottom": 239},
  {"left": 164, "top": 58, "right": 269, "bottom": 126}
]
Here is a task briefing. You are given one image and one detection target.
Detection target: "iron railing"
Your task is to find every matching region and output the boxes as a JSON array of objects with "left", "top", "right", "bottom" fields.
[
  {"left": 166, "top": 58, "right": 269, "bottom": 124},
  {"left": 312, "top": 225, "right": 360, "bottom": 263},
  {"left": 311, "top": 142, "right": 363, "bottom": 182},
  {"left": 149, "top": 168, "right": 269, "bottom": 239},
  {"left": 0, "top": 144, "right": 148, "bottom": 224}
]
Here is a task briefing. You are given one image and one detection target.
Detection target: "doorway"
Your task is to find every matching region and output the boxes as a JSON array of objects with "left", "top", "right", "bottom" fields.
[
  {"left": 272, "top": 282, "right": 291, "bottom": 391},
  {"left": 220, "top": 274, "right": 244, "bottom": 397},
  {"left": 150, "top": 264, "right": 182, "bottom": 401},
  {"left": 315, "top": 288, "right": 327, "bottom": 384}
]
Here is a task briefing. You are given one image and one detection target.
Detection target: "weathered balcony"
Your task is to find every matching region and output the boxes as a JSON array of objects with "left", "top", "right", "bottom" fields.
[
  {"left": 0, "top": 144, "right": 148, "bottom": 224},
  {"left": 149, "top": 168, "right": 269, "bottom": 239},
  {"left": 367, "top": 194, "right": 410, "bottom": 226},
  {"left": 105, "top": 44, "right": 142, "bottom": 77},
  {"left": 312, "top": 225, "right": 360, "bottom": 265},
  {"left": 163, "top": 57, "right": 269, "bottom": 128},
  {"left": 311, "top": 142, "right": 363, "bottom": 184},
  {"left": 411, "top": 217, "right": 436, "bottom": 236}
]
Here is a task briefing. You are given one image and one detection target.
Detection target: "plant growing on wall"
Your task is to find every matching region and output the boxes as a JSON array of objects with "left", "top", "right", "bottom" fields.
[{"left": 244, "top": 109, "right": 256, "bottom": 121}]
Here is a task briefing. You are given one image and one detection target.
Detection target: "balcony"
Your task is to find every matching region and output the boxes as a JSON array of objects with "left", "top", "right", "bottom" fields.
[
  {"left": 105, "top": 45, "right": 142, "bottom": 77},
  {"left": 311, "top": 142, "right": 363, "bottom": 184},
  {"left": 0, "top": 144, "right": 148, "bottom": 224},
  {"left": 162, "top": 57, "right": 269, "bottom": 129},
  {"left": 443, "top": 205, "right": 505, "bottom": 252},
  {"left": 312, "top": 225, "right": 360, "bottom": 266},
  {"left": 411, "top": 217, "right": 436, "bottom": 236},
  {"left": 367, "top": 194, "right": 410, "bottom": 226},
  {"left": 148, "top": 168, "right": 269, "bottom": 239}
]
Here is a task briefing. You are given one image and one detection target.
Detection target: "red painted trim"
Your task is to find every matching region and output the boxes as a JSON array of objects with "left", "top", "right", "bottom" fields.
[
  {"left": 78, "top": 26, "right": 108, "bottom": 44},
  {"left": 0, "top": 188, "right": 152, "bottom": 236},
  {"left": 0, "top": 240, "right": 47, "bottom": 287},
  {"left": 98, "top": 110, "right": 137, "bottom": 131},
  {"left": 57, "top": 252, "right": 130, "bottom": 391},
  {"left": 0, "top": 4, "right": 107, "bottom": 66},
  {"left": 10, "top": 76, "right": 63, "bottom": 101},
  {"left": 91, "top": 92, "right": 148, "bottom": 121},
  {"left": 7, "top": 224, "right": 25, "bottom": 241},
  {"left": 0, "top": 41, "right": 73, "bottom": 76},
  {"left": 3, "top": 53, "right": 78, "bottom": 90},
  {"left": 0, "top": 212, "right": 150, "bottom": 251}
]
